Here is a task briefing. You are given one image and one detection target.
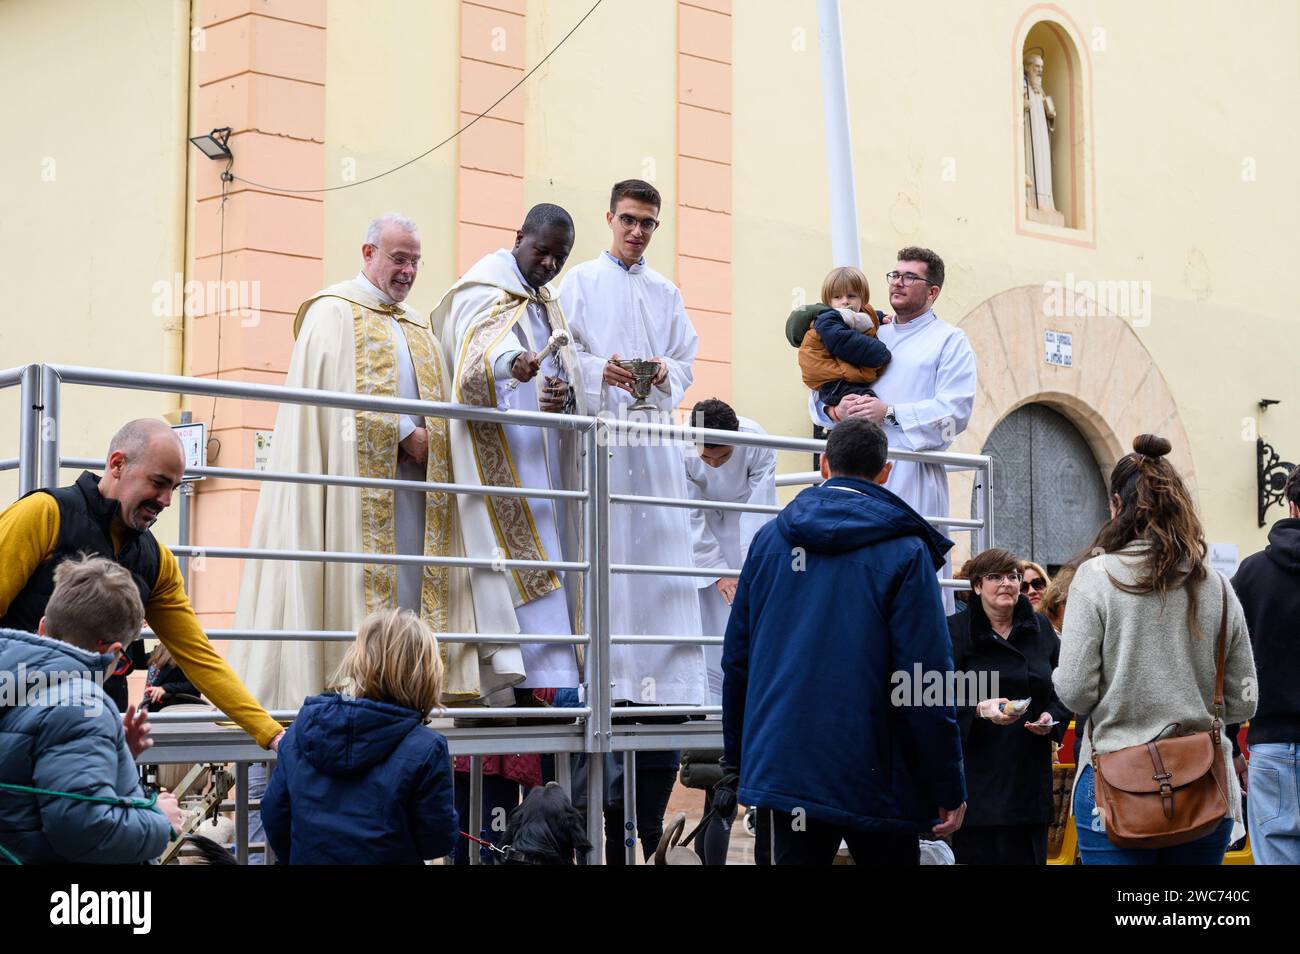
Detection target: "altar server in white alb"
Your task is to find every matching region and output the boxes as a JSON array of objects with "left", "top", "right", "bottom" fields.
[
  {"left": 560, "top": 179, "right": 708, "bottom": 707},
  {"left": 809, "top": 247, "right": 977, "bottom": 609},
  {"left": 683, "top": 398, "right": 777, "bottom": 705},
  {"left": 432, "top": 204, "right": 588, "bottom": 697}
]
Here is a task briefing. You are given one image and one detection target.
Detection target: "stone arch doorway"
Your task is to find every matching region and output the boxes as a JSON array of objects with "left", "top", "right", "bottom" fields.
[
  {"left": 945, "top": 284, "right": 1194, "bottom": 569},
  {"left": 977, "top": 403, "right": 1109, "bottom": 569}
]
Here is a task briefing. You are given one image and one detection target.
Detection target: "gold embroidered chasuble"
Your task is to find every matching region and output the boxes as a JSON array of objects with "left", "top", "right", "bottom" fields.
[
  {"left": 228, "top": 278, "right": 525, "bottom": 710},
  {"left": 431, "top": 250, "right": 590, "bottom": 650}
]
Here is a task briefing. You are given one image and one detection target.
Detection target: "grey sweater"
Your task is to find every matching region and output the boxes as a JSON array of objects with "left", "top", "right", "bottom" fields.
[{"left": 1054, "top": 543, "right": 1257, "bottom": 821}]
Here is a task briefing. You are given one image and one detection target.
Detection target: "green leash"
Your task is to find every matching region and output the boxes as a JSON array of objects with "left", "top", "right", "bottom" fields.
[{"left": 0, "top": 781, "right": 164, "bottom": 866}]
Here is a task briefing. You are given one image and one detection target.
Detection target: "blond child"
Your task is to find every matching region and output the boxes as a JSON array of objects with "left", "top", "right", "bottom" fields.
[
  {"left": 261, "top": 609, "right": 458, "bottom": 864},
  {"left": 786, "top": 266, "right": 892, "bottom": 408}
]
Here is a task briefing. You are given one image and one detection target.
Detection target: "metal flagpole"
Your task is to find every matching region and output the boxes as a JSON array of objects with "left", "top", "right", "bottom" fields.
[{"left": 816, "top": 0, "right": 862, "bottom": 268}]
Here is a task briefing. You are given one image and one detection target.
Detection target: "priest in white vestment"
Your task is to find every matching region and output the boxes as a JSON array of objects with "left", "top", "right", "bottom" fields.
[
  {"left": 809, "top": 247, "right": 976, "bottom": 611},
  {"left": 432, "top": 205, "right": 587, "bottom": 693},
  {"left": 683, "top": 399, "right": 777, "bottom": 705},
  {"left": 230, "top": 214, "right": 524, "bottom": 711},
  {"left": 560, "top": 180, "right": 708, "bottom": 707}
]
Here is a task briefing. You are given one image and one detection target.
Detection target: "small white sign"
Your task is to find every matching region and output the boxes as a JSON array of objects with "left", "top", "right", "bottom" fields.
[
  {"left": 1210, "top": 542, "right": 1239, "bottom": 578},
  {"left": 171, "top": 422, "right": 206, "bottom": 481},
  {"left": 1045, "top": 330, "right": 1073, "bottom": 367},
  {"left": 254, "top": 430, "right": 274, "bottom": 472}
]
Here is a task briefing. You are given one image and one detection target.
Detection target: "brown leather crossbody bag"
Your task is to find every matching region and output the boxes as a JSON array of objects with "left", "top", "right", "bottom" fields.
[{"left": 1090, "top": 577, "right": 1231, "bottom": 849}]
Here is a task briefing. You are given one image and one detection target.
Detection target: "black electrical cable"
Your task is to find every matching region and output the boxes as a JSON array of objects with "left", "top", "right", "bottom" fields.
[{"left": 228, "top": 0, "right": 603, "bottom": 196}]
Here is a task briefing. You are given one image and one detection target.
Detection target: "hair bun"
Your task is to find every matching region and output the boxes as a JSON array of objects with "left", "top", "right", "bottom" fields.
[{"left": 1132, "top": 434, "right": 1172, "bottom": 458}]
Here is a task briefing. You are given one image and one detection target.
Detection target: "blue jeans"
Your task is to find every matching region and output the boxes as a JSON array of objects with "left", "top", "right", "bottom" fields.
[
  {"left": 1074, "top": 765, "right": 1233, "bottom": 865},
  {"left": 1247, "top": 742, "right": 1300, "bottom": 865},
  {"left": 246, "top": 762, "right": 268, "bottom": 865}
]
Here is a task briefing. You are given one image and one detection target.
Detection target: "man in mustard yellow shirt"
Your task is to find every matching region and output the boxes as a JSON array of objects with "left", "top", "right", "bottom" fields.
[{"left": 0, "top": 419, "right": 283, "bottom": 749}]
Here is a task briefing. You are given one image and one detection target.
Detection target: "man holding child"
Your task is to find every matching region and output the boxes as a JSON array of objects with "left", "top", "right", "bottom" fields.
[{"left": 806, "top": 247, "right": 978, "bottom": 610}]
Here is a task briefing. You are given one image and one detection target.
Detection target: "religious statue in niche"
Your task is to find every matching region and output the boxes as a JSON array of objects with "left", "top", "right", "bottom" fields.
[{"left": 1023, "top": 48, "right": 1065, "bottom": 226}]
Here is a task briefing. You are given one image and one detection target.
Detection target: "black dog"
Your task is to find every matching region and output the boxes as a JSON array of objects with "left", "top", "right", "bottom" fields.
[{"left": 501, "top": 782, "right": 592, "bottom": 865}]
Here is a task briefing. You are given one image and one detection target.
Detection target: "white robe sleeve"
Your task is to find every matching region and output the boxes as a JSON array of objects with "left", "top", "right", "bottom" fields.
[
  {"left": 737, "top": 445, "right": 778, "bottom": 563},
  {"left": 559, "top": 273, "right": 611, "bottom": 413},
  {"left": 652, "top": 286, "right": 698, "bottom": 411},
  {"left": 489, "top": 335, "right": 525, "bottom": 403},
  {"left": 684, "top": 455, "right": 728, "bottom": 585},
  {"left": 808, "top": 390, "right": 836, "bottom": 429},
  {"left": 491, "top": 348, "right": 524, "bottom": 381},
  {"left": 891, "top": 330, "right": 977, "bottom": 452}
]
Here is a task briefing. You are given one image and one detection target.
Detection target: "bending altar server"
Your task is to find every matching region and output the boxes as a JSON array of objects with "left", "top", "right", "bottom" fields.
[
  {"left": 683, "top": 399, "right": 777, "bottom": 705},
  {"left": 561, "top": 179, "right": 708, "bottom": 707},
  {"left": 230, "top": 214, "right": 524, "bottom": 711},
  {"left": 809, "top": 246, "right": 976, "bottom": 611},
  {"left": 432, "top": 204, "right": 586, "bottom": 693}
]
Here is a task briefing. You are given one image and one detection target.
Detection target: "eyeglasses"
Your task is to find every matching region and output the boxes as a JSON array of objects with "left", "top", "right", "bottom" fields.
[
  {"left": 616, "top": 212, "right": 659, "bottom": 234},
  {"left": 1021, "top": 577, "right": 1047, "bottom": 593},
  {"left": 981, "top": 572, "right": 1021, "bottom": 586},
  {"left": 886, "top": 270, "right": 935, "bottom": 288},
  {"left": 381, "top": 250, "right": 421, "bottom": 270}
]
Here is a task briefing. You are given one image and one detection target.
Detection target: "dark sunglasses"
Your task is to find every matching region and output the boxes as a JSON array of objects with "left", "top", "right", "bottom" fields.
[{"left": 1020, "top": 577, "right": 1047, "bottom": 593}]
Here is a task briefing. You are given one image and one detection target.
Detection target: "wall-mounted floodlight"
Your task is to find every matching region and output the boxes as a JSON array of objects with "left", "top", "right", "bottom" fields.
[{"left": 189, "top": 127, "right": 234, "bottom": 176}]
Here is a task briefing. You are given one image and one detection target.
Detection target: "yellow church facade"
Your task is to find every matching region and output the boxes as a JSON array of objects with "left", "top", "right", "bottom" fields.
[{"left": 1, "top": 0, "right": 1296, "bottom": 630}]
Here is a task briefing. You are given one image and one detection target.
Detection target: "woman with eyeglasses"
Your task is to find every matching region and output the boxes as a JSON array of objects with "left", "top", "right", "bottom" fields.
[
  {"left": 946, "top": 547, "right": 1072, "bottom": 864},
  {"left": 1019, "top": 560, "right": 1050, "bottom": 611}
]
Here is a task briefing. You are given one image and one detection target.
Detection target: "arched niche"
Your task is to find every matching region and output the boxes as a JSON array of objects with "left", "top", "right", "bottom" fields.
[{"left": 1015, "top": 7, "right": 1094, "bottom": 241}]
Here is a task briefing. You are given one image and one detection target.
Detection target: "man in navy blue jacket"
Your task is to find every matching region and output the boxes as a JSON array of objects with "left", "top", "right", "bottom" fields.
[{"left": 719, "top": 418, "right": 967, "bottom": 864}]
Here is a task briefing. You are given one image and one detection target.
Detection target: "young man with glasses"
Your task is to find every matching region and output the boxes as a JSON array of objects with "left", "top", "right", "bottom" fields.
[
  {"left": 561, "top": 179, "right": 709, "bottom": 862},
  {"left": 808, "top": 247, "right": 977, "bottom": 612},
  {"left": 560, "top": 179, "right": 708, "bottom": 714}
]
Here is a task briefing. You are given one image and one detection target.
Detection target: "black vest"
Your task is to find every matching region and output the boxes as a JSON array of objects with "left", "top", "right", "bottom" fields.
[{"left": 0, "top": 471, "right": 160, "bottom": 633}]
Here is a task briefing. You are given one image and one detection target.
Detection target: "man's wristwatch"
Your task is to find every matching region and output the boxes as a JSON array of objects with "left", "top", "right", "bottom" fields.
[{"left": 884, "top": 405, "right": 898, "bottom": 426}]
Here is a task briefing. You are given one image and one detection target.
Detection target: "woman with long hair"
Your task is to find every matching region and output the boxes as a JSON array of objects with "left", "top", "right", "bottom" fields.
[
  {"left": 142, "top": 642, "right": 200, "bottom": 710},
  {"left": 1038, "top": 564, "right": 1075, "bottom": 635},
  {"left": 1018, "top": 560, "right": 1050, "bottom": 612},
  {"left": 1054, "top": 435, "right": 1256, "bottom": 864}
]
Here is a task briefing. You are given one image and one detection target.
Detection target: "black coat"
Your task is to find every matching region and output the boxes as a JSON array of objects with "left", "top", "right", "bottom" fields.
[
  {"left": 1232, "top": 517, "right": 1300, "bottom": 745},
  {"left": 947, "top": 595, "right": 1071, "bottom": 827}
]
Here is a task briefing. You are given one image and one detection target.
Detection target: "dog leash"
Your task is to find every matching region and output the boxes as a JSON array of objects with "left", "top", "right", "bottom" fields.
[
  {"left": 459, "top": 829, "right": 509, "bottom": 861},
  {"left": 0, "top": 782, "right": 165, "bottom": 866}
]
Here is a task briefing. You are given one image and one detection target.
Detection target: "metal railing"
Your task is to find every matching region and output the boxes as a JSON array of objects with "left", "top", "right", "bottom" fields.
[
  {"left": 8, "top": 362, "right": 993, "bottom": 865},
  {"left": 0, "top": 365, "right": 42, "bottom": 495}
]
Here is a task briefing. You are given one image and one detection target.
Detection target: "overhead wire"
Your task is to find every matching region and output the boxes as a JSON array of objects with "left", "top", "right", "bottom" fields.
[{"left": 227, "top": 0, "right": 603, "bottom": 196}]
